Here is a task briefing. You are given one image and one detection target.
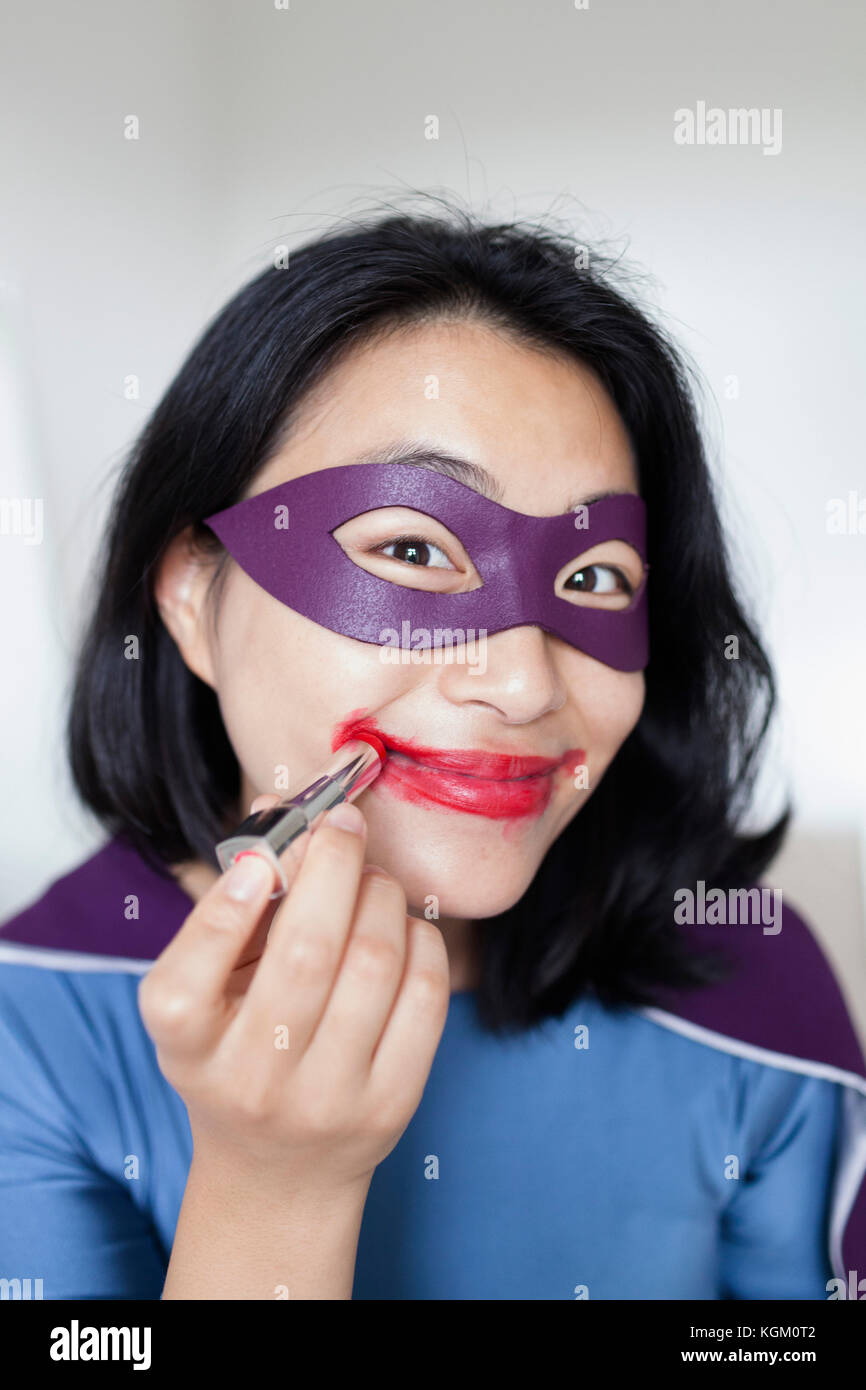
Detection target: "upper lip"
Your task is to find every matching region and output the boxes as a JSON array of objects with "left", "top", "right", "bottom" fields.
[{"left": 348, "top": 722, "right": 577, "bottom": 781}]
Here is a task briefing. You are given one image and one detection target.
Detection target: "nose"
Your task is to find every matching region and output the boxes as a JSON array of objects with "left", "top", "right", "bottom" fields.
[{"left": 434, "top": 624, "right": 567, "bottom": 724}]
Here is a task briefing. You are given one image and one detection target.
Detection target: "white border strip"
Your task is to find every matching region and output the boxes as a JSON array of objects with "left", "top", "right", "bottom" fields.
[
  {"left": 830, "top": 1086, "right": 866, "bottom": 1280},
  {"left": 637, "top": 1005, "right": 866, "bottom": 1096},
  {"left": 0, "top": 939, "right": 152, "bottom": 975}
]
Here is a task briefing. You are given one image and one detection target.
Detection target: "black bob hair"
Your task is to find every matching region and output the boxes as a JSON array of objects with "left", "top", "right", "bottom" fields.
[{"left": 68, "top": 194, "right": 790, "bottom": 1033}]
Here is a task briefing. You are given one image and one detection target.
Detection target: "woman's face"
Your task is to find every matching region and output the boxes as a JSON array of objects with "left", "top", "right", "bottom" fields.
[{"left": 170, "top": 318, "right": 645, "bottom": 921}]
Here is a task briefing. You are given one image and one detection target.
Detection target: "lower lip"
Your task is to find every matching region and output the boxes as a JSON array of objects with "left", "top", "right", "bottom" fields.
[
  {"left": 380, "top": 752, "right": 561, "bottom": 818},
  {"left": 333, "top": 714, "right": 585, "bottom": 820}
]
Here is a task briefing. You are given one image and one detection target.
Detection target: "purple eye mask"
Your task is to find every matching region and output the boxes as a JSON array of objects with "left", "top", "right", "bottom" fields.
[{"left": 203, "top": 462, "right": 650, "bottom": 671}]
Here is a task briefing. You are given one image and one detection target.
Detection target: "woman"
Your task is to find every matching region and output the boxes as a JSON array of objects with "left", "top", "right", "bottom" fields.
[{"left": 1, "top": 200, "right": 863, "bottom": 1300}]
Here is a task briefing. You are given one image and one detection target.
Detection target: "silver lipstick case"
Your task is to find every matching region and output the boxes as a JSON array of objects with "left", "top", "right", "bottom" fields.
[{"left": 215, "top": 738, "right": 384, "bottom": 899}]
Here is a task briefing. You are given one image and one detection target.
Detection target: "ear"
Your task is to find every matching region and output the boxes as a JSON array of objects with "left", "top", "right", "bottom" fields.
[{"left": 154, "top": 526, "right": 221, "bottom": 690}]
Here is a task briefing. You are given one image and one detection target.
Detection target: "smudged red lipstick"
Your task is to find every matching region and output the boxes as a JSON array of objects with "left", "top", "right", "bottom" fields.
[{"left": 332, "top": 712, "right": 585, "bottom": 820}]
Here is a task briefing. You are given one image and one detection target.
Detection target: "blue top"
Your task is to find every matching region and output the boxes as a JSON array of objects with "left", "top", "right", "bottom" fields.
[{"left": 0, "top": 956, "right": 842, "bottom": 1300}]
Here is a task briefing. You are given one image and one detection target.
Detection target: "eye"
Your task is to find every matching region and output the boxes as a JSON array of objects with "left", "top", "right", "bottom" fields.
[
  {"left": 331, "top": 506, "right": 482, "bottom": 593},
  {"left": 564, "top": 563, "right": 633, "bottom": 597},
  {"left": 554, "top": 540, "right": 643, "bottom": 609},
  {"left": 373, "top": 534, "right": 456, "bottom": 571}
]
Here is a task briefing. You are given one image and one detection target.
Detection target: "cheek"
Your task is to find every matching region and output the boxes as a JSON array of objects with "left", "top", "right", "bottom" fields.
[
  {"left": 207, "top": 572, "right": 420, "bottom": 792},
  {"left": 590, "top": 673, "right": 645, "bottom": 766},
  {"left": 560, "top": 653, "right": 645, "bottom": 764}
]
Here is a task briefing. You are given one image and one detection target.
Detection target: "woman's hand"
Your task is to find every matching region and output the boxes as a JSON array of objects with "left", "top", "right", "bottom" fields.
[{"left": 138, "top": 798, "right": 451, "bottom": 1199}]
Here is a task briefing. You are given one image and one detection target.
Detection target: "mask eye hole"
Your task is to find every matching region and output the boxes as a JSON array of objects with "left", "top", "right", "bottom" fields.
[
  {"left": 555, "top": 541, "right": 645, "bottom": 609},
  {"left": 331, "top": 506, "right": 483, "bottom": 593}
]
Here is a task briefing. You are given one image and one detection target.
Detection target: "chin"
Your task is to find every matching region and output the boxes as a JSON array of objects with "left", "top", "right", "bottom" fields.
[
  {"left": 407, "top": 885, "right": 530, "bottom": 922},
  {"left": 362, "top": 799, "right": 552, "bottom": 917},
  {"left": 383, "top": 857, "right": 538, "bottom": 923}
]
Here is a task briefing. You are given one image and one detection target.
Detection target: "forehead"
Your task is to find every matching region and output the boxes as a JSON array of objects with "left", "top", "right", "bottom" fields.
[{"left": 255, "top": 317, "right": 639, "bottom": 514}]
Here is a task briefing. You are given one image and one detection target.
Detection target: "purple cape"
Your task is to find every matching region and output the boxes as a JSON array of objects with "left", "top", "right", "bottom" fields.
[{"left": 1, "top": 834, "right": 864, "bottom": 1291}]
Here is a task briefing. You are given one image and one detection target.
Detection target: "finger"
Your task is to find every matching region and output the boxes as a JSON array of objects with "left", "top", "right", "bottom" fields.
[
  {"left": 139, "top": 849, "right": 278, "bottom": 1055},
  {"left": 224, "top": 808, "right": 322, "bottom": 964},
  {"left": 229, "top": 804, "right": 369, "bottom": 1057},
  {"left": 369, "top": 915, "right": 450, "bottom": 1102},
  {"left": 303, "top": 868, "right": 408, "bottom": 1083},
  {"left": 214, "top": 798, "right": 314, "bottom": 966},
  {"left": 139, "top": 799, "right": 321, "bottom": 1053}
]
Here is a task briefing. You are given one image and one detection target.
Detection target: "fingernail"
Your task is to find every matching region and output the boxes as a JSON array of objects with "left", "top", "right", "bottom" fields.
[
  {"left": 224, "top": 852, "right": 273, "bottom": 901},
  {"left": 325, "top": 802, "right": 366, "bottom": 835}
]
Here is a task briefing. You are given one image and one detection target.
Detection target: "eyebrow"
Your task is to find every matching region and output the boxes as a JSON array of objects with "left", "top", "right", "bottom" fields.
[{"left": 348, "top": 442, "right": 624, "bottom": 511}]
